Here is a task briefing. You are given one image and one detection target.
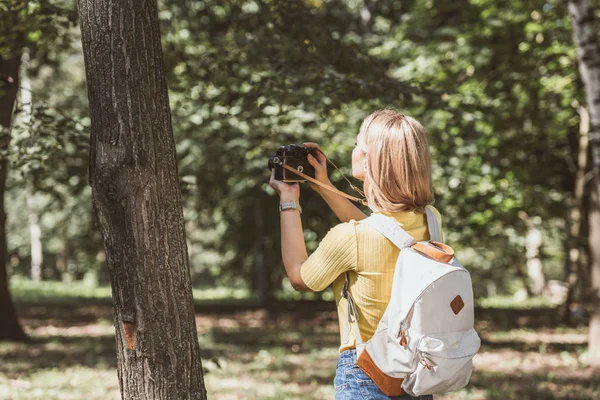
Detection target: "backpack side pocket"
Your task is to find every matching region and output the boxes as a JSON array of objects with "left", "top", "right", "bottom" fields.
[{"left": 401, "top": 328, "right": 480, "bottom": 396}]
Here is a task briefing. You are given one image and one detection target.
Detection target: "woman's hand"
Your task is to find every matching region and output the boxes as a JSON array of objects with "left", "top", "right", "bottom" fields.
[
  {"left": 269, "top": 168, "right": 300, "bottom": 201},
  {"left": 304, "top": 142, "right": 331, "bottom": 192}
]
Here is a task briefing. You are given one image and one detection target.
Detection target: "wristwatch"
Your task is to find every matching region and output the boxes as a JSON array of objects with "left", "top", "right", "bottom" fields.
[{"left": 279, "top": 201, "right": 302, "bottom": 214}]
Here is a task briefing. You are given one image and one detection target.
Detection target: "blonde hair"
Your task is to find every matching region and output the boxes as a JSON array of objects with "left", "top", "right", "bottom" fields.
[{"left": 359, "top": 109, "right": 433, "bottom": 213}]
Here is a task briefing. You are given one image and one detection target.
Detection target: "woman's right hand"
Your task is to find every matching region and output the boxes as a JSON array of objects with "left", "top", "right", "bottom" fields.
[{"left": 304, "top": 142, "right": 332, "bottom": 192}]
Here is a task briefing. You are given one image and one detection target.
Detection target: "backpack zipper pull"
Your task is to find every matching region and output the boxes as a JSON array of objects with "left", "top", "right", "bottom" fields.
[
  {"left": 398, "top": 318, "right": 409, "bottom": 348},
  {"left": 399, "top": 330, "right": 408, "bottom": 348},
  {"left": 418, "top": 351, "right": 435, "bottom": 370},
  {"left": 398, "top": 305, "right": 414, "bottom": 347}
]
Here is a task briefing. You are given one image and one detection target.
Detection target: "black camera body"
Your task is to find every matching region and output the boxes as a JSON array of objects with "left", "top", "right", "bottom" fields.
[{"left": 268, "top": 144, "right": 317, "bottom": 182}]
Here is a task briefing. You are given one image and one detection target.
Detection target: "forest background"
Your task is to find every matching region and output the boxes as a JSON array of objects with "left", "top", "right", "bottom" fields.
[{"left": 1, "top": 0, "right": 599, "bottom": 399}]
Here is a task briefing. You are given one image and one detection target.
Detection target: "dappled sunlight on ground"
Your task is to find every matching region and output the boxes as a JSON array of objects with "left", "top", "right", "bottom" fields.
[
  {"left": 27, "top": 323, "right": 115, "bottom": 338},
  {"left": 1, "top": 303, "right": 598, "bottom": 399}
]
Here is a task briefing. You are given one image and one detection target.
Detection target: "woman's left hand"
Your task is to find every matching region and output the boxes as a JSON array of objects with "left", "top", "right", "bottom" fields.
[{"left": 270, "top": 168, "right": 300, "bottom": 201}]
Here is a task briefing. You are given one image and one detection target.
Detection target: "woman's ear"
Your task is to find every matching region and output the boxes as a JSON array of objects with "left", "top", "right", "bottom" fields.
[{"left": 363, "top": 159, "right": 368, "bottom": 172}]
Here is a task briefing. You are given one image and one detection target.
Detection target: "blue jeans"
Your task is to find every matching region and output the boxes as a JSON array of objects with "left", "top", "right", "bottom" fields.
[{"left": 334, "top": 349, "right": 434, "bottom": 400}]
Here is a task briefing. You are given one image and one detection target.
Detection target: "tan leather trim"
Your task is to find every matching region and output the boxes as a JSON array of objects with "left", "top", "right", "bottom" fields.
[
  {"left": 357, "top": 349, "right": 406, "bottom": 397},
  {"left": 450, "top": 295, "right": 465, "bottom": 315},
  {"left": 411, "top": 241, "right": 454, "bottom": 263}
]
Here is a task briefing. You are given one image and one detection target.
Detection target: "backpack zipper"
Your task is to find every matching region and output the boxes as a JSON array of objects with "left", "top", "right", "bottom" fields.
[{"left": 398, "top": 305, "right": 415, "bottom": 348}]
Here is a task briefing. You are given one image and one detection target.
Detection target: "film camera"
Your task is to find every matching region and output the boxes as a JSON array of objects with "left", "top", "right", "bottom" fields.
[{"left": 268, "top": 144, "right": 317, "bottom": 182}]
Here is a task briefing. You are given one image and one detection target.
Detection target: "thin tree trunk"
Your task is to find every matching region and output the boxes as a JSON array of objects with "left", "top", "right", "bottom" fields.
[
  {"left": 0, "top": 56, "right": 28, "bottom": 341},
  {"left": 569, "top": 0, "right": 600, "bottom": 366},
  {"left": 78, "top": 0, "right": 207, "bottom": 398},
  {"left": 55, "top": 235, "right": 66, "bottom": 281},
  {"left": 562, "top": 106, "right": 589, "bottom": 322},
  {"left": 27, "top": 194, "right": 42, "bottom": 282},
  {"left": 21, "top": 50, "right": 43, "bottom": 282},
  {"left": 520, "top": 213, "right": 545, "bottom": 296},
  {"left": 254, "top": 200, "right": 270, "bottom": 305},
  {"left": 513, "top": 254, "right": 533, "bottom": 297},
  {"left": 588, "top": 181, "right": 600, "bottom": 366}
]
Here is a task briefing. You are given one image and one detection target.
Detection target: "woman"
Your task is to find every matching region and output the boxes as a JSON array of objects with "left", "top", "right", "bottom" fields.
[{"left": 269, "top": 109, "right": 438, "bottom": 400}]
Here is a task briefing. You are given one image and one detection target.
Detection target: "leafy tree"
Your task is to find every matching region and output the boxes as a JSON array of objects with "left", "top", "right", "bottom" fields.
[
  {"left": 161, "top": 0, "right": 420, "bottom": 298},
  {"left": 0, "top": 0, "right": 76, "bottom": 341},
  {"left": 2, "top": 0, "right": 594, "bottom": 319},
  {"left": 359, "top": 0, "right": 580, "bottom": 298},
  {"left": 159, "top": 0, "right": 584, "bottom": 302}
]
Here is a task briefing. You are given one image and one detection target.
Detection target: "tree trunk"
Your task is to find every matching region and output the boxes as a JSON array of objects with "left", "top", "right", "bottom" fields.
[
  {"left": 588, "top": 180, "right": 600, "bottom": 366},
  {"left": 513, "top": 254, "right": 533, "bottom": 297},
  {"left": 55, "top": 235, "right": 66, "bottom": 281},
  {"left": 21, "top": 50, "right": 43, "bottom": 282},
  {"left": 569, "top": 0, "right": 600, "bottom": 366},
  {"left": 78, "top": 0, "right": 207, "bottom": 398},
  {"left": 27, "top": 194, "right": 42, "bottom": 282},
  {"left": 254, "top": 200, "right": 271, "bottom": 305},
  {"left": 562, "top": 106, "right": 589, "bottom": 322},
  {"left": 0, "top": 56, "right": 28, "bottom": 342},
  {"left": 525, "top": 219, "right": 545, "bottom": 296}
]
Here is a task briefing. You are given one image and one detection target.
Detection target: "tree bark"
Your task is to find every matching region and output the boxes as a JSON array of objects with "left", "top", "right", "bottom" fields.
[
  {"left": 78, "top": 0, "right": 207, "bottom": 398},
  {"left": 568, "top": 0, "right": 600, "bottom": 365},
  {"left": 0, "top": 55, "right": 28, "bottom": 342}
]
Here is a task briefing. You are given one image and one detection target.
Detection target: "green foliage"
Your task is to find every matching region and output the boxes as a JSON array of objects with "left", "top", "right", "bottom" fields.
[
  {"left": 1, "top": 0, "right": 83, "bottom": 182},
  {"left": 161, "top": 0, "right": 414, "bottom": 289},
  {"left": 5, "top": 6, "right": 96, "bottom": 279},
  {"left": 366, "top": 0, "right": 580, "bottom": 294},
  {"left": 2, "top": 0, "right": 589, "bottom": 301},
  {"left": 0, "top": 0, "right": 76, "bottom": 59}
]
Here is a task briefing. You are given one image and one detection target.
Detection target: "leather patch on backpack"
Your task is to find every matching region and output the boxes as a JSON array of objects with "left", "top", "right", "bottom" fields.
[
  {"left": 450, "top": 295, "right": 464, "bottom": 315},
  {"left": 358, "top": 349, "right": 406, "bottom": 397}
]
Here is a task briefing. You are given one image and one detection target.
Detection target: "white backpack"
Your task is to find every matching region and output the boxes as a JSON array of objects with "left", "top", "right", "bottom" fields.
[{"left": 341, "top": 207, "right": 480, "bottom": 397}]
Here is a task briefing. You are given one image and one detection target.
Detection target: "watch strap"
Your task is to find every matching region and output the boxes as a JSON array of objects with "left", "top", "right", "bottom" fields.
[{"left": 279, "top": 201, "right": 302, "bottom": 214}]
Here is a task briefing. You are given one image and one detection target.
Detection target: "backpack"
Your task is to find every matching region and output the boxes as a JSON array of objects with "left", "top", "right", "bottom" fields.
[{"left": 340, "top": 207, "right": 480, "bottom": 397}]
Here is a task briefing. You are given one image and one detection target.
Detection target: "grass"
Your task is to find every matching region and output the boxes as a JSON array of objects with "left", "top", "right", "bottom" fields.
[
  {"left": 9, "top": 276, "right": 251, "bottom": 303},
  {"left": 476, "top": 295, "right": 556, "bottom": 309},
  {"left": 11, "top": 276, "right": 556, "bottom": 309},
  {"left": 3, "top": 280, "right": 599, "bottom": 399}
]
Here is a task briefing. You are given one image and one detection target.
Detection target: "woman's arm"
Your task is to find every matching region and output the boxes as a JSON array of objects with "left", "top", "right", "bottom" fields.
[
  {"left": 269, "top": 171, "right": 313, "bottom": 292},
  {"left": 313, "top": 182, "right": 367, "bottom": 223},
  {"left": 305, "top": 142, "right": 367, "bottom": 223}
]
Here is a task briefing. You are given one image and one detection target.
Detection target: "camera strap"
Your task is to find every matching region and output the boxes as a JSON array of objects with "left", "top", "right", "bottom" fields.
[
  {"left": 323, "top": 154, "right": 366, "bottom": 198},
  {"left": 276, "top": 160, "right": 368, "bottom": 206}
]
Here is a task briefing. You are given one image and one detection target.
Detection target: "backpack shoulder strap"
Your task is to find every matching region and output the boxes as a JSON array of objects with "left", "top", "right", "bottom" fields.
[
  {"left": 360, "top": 213, "right": 416, "bottom": 249},
  {"left": 340, "top": 214, "right": 415, "bottom": 346},
  {"left": 362, "top": 209, "right": 441, "bottom": 245},
  {"left": 425, "top": 206, "right": 441, "bottom": 242}
]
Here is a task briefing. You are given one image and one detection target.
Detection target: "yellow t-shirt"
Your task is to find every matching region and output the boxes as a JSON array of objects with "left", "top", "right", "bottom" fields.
[{"left": 300, "top": 206, "right": 442, "bottom": 352}]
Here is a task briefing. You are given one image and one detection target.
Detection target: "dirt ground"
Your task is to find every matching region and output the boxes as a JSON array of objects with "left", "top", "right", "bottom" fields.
[{"left": 0, "top": 302, "right": 598, "bottom": 399}]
